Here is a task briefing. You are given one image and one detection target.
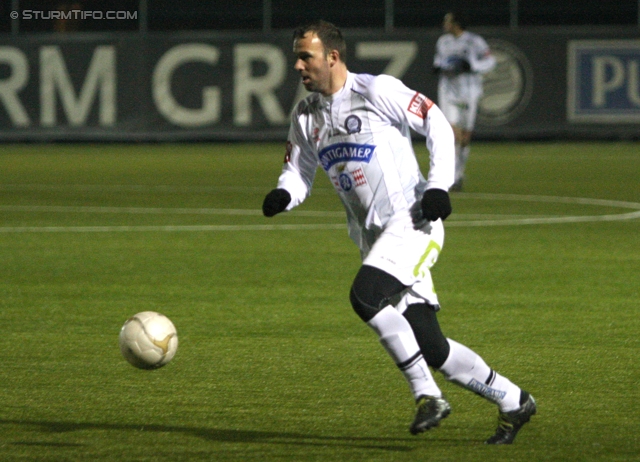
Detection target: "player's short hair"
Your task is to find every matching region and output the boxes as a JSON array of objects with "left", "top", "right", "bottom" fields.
[
  {"left": 293, "top": 20, "right": 347, "bottom": 64},
  {"left": 448, "top": 11, "right": 468, "bottom": 30}
]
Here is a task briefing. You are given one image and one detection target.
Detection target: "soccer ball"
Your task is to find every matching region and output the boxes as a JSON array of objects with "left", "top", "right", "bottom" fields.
[{"left": 119, "top": 311, "right": 178, "bottom": 370}]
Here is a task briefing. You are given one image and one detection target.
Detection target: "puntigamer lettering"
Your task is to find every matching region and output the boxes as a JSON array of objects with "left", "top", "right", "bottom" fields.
[{"left": 318, "top": 143, "right": 376, "bottom": 171}]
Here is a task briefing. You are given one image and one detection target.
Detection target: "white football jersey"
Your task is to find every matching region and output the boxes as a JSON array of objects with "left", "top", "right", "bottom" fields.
[
  {"left": 275, "top": 72, "right": 455, "bottom": 253},
  {"left": 434, "top": 30, "right": 495, "bottom": 102}
]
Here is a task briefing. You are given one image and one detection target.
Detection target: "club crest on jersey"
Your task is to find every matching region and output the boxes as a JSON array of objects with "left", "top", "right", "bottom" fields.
[
  {"left": 339, "top": 173, "right": 353, "bottom": 191},
  {"left": 408, "top": 92, "right": 434, "bottom": 119},
  {"left": 344, "top": 115, "right": 362, "bottom": 134},
  {"left": 318, "top": 142, "right": 376, "bottom": 171},
  {"left": 335, "top": 168, "right": 367, "bottom": 192}
]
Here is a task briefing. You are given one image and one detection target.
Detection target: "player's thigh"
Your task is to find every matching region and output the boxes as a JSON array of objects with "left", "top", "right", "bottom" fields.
[
  {"left": 438, "top": 97, "right": 461, "bottom": 127},
  {"left": 363, "top": 219, "right": 444, "bottom": 287},
  {"left": 459, "top": 98, "right": 479, "bottom": 132}
]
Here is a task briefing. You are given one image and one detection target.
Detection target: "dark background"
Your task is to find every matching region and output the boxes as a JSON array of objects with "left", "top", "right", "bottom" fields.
[
  {"left": 2, "top": 1, "right": 639, "bottom": 141},
  {"left": 2, "top": 0, "right": 639, "bottom": 33}
]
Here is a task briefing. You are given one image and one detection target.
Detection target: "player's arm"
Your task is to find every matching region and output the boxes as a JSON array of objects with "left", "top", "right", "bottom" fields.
[
  {"left": 414, "top": 100, "right": 454, "bottom": 222},
  {"left": 263, "top": 112, "right": 317, "bottom": 217},
  {"left": 363, "top": 76, "right": 454, "bottom": 221},
  {"left": 367, "top": 75, "right": 454, "bottom": 190},
  {"left": 432, "top": 38, "right": 445, "bottom": 75},
  {"left": 470, "top": 36, "right": 496, "bottom": 74}
]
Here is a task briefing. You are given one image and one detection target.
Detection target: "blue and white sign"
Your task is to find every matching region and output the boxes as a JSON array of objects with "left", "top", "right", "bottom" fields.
[{"left": 568, "top": 40, "right": 640, "bottom": 123}]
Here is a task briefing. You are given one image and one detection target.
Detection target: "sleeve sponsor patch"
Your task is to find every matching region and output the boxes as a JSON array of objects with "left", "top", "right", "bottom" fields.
[{"left": 408, "top": 92, "right": 434, "bottom": 119}]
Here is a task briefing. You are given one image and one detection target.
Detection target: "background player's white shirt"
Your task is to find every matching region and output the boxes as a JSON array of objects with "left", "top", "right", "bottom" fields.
[
  {"left": 434, "top": 30, "right": 495, "bottom": 103},
  {"left": 275, "top": 72, "right": 454, "bottom": 253}
]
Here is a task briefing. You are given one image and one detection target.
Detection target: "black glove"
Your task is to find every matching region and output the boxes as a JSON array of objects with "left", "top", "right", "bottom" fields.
[
  {"left": 415, "top": 188, "right": 452, "bottom": 223},
  {"left": 457, "top": 59, "right": 471, "bottom": 73},
  {"left": 432, "top": 65, "right": 441, "bottom": 75},
  {"left": 262, "top": 188, "right": 291, "bottom": 217},
  {"left": 445, "top": 59, "right": 471, "bottom": 75}
]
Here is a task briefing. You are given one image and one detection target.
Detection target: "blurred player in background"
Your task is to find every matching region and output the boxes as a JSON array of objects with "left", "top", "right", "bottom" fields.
[
  {"left": 433, "top": 11, "right": 495, "bottom": 191},
  {"left": 262, "top": 20, "right": 535, "bottom": 444}
]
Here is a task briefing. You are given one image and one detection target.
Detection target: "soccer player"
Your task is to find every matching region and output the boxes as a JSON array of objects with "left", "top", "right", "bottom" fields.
[
  {"left": 433, "top": 11, "right": 496, "bottom": 191},
  {"left": 262, "top": 20, "right": 535, "bottom": 444}
]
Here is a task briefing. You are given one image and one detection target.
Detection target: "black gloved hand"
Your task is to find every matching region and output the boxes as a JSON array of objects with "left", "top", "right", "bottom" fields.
[
  {"left": 418, "top": 188, "right": 452, "bottom": 222},
  {"left": 262, "top": 188, "right": 291, "bottom": 217},
  {"left": 432, "top": 65, "right": 441, "bottom": 75},
  {"left": 448, "top": 59, "right": 471, "bottom": 74},
  {"left": 458, "top": 59, "right": 471, "bottom": 73}
]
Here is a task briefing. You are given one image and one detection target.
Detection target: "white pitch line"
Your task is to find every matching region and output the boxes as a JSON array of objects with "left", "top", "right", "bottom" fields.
[
  {"left": 0, "top": 205, "right": 344, "bottom": 218},
  {"left": 0, "top": 205, "right": 595, "bottom": 220},
  {"left": 0, "top": 194, "right": 638, "bottom": 233},
  {"left": 0, "top": 184, "right": 268, "bottom": 193},
  {"left": 0, "top": 224, "right": 347, "bottom": 233},
  {"left": 1, "top": 211, "right": 638, "bottom": 233},
  {"left": 445, "top": 210, "right": 640, "bottom": 227},
  {"left": 455, "top": 192, "right": 640, "bottom": 210}
]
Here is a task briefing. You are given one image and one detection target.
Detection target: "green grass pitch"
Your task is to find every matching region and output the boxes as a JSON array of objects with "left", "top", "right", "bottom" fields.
[{"left": 0, "top": 141, "right": 638, "bottom": 461}]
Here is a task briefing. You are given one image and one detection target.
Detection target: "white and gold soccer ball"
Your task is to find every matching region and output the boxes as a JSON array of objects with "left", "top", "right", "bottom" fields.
[{"left": 119, "top": 311, "right": 178, "bottom": 370}]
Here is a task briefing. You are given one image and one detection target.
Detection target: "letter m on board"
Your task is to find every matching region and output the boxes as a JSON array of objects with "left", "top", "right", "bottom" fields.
[{"left": 40, "top": 45, "right": 116, "bottom": 126}]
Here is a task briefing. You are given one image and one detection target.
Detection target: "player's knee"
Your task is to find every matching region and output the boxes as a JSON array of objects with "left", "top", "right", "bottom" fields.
[
  {"left": 452, "top": 126, "right": 464, "bottom": 142},
  {"left": 403, "top": 303, "right": 450, "bottom": 368}
]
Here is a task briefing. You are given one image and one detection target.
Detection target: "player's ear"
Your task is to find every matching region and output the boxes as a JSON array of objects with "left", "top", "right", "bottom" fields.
[{"left": 327, "top": 49, "right": 340, "bottom": 66}]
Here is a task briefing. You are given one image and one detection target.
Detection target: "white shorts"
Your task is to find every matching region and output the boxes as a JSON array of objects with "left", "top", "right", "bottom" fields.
[
  {"left": 438, "top": 97, "right": 478, "bottom": 132},
  {"left": 362, "top": 217, "right": 445, "bottom": 308}
]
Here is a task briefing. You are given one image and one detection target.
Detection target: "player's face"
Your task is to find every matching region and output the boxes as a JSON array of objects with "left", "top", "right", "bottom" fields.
[
  {"left": 293, "top": 32, "right": 333, "bottom": 95},
  {"left": 443, "top": 13, "right": 454, "bottom": 33}
]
